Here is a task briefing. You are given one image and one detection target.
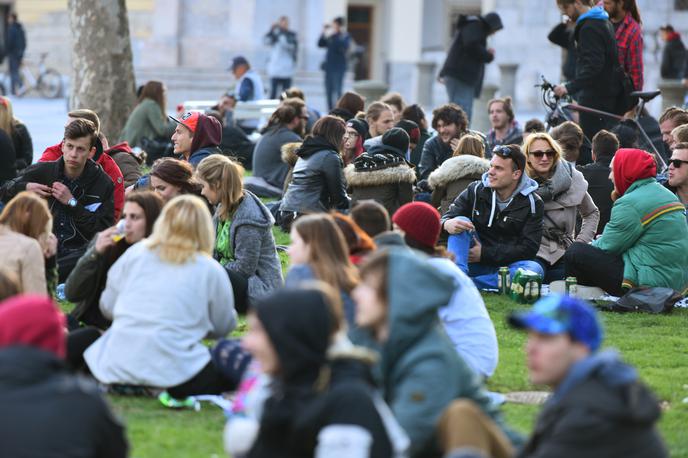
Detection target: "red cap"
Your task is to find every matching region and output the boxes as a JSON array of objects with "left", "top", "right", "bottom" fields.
[
  {"left": 0, "top": 294, "right": 66, "bottom": 358},
  {"left": 169, "top": 111, "right": 200, "bottom": 134},
  {"left": 613, "top": 148, "right": 656, "bottom": 197},
  {"left": 392, "top": 202, "right": 441, "bottom": 248}
]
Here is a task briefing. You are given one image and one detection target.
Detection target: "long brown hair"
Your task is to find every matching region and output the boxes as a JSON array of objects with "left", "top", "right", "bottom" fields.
[
  {"left": 150, "top": 158, "right": 200, "bottom": 195},
  {"left": 0, "top": 191, "right": 52, "bottom": 240},
  {"left": 138, "top": 80, "right": 167, "bottom": 118},
  {"left": 292, "top": 213, "right": 359, "bottom": 293},
  {"left": 311, "top": 115, "right": 346, "bottom": 153},
  {"left": 196, "top": 154, "right": 245, "bottom": 220},
  {"left": 124, "top": 191, "right": 165, "bottom": 237}
]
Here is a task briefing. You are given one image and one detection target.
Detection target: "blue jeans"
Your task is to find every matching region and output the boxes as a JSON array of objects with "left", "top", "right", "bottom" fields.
[
  {"left": 444, "top": 76, "right": 475, "bottom": 124},
  {"left": 447, "top": 217, "right": 544, "bottom": 290},
  {"left": 325, "top": 69, "right": 345, "bottom": 110}
]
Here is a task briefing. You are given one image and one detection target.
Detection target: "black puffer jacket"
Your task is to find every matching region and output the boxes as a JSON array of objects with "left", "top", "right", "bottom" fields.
[
  {"left": 0, "top": 157, "right": 115, "bottom": 253},
  {"left": 279, "top": 136, "right": 349, "bottom": 213},
  {"left": 0, "top": 128, "right": 16, "bottom": 185},
  {"left": 578, "top": 158, "right": 613, "bottom": 235},
  {"left": 0, "top": 346, "right": 128, "bottom": 458},
  {"left": 439, "top": 14, "right": 503, "bottom": 95},
  {"left": 518, "top": 351, "right": 667, "bottom": 458},
  {"left": 440, "top": 174, "right": 544, "bottom": 266}
]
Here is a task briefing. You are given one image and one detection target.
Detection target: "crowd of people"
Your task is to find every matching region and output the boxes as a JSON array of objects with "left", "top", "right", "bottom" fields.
[{"left": 0, "top": 0, "right": 687, "bottom": 456}]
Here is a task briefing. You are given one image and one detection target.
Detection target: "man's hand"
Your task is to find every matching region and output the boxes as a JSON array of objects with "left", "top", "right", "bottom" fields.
[
  {"left": 553, "top": 84, "right": 568, "bottom": 97},
  {"left": 51, "top": 182, "right": 74, "bottom": 205},
  {"left": 468, "top": 238, "right": 482, "bottom": 263},
  {"left": 94, "top": 226, "right": 117, "bottom": 255},
  {"left": 26, "top": 182, "right": 52, "bottom": 198},
  {"left": 450, "top": 137, "right": 461, "bottom": 152},
  {"left": 444, "top": 218, "right": 475, "bottom": 235}
]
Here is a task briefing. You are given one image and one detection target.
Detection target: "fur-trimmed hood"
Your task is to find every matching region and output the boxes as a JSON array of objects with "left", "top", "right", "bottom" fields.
[
  {"left": 427, "top": 155, "right": 490, "bottom": 189},
  {"left": 280, "top": 142, "right": 302, "bottom": 167},
  {"left": 344, "top": 163, "right": 416, "bottom": 187}
]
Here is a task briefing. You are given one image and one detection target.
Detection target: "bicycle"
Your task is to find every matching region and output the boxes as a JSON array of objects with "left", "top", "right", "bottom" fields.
[
  {"left": 536, "top": 75, "right": 667, "bottom": 173},
  {"left": 1, "top": 52, "right": 63, "bottom": 99}
]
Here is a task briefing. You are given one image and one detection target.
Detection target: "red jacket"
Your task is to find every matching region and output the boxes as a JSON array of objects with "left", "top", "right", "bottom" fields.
[{"left": 39, "top": 142, "right": 124, "bottom": 220}]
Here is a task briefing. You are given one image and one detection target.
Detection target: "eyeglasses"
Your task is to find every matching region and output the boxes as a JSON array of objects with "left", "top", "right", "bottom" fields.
[
  {"left": 530, "top": 150, "right": 556, "bottom": 159},
  {"left": 669, "top": 158, "right": 688, "bottom": 168},
  {"left": 492, "top": 145, "right": 513, "bottom": 157}
]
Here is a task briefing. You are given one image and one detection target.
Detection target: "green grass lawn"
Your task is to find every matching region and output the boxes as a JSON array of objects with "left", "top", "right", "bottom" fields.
[{"left": 96, "top": 289, "right": 688, "bottom": 457}]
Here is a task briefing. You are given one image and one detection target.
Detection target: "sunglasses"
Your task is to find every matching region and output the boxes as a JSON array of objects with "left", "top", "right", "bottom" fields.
[
  {"left": 530, "top": 150, "right": 556, "bottom": 159},
  {"left": 492, "top": 145, "right": 513, "bottom": 157},
  {"left": 669, "top": 159, "right": 688, "bottom": 168}
]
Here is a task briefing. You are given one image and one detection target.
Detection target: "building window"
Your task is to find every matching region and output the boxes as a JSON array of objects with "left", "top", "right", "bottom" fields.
[{"left": 676, "top": 0, "right": 688, "bottom": 10}]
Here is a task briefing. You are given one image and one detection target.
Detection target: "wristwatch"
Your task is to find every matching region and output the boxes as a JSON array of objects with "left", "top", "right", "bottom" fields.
[{"left": 68, "top": 197, "right": 77, "bottom": 207}]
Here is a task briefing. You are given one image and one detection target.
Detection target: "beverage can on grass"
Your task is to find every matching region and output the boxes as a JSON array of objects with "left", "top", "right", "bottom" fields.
[
  {"left": 498, "top": 267, "right": 510, "bottom": 295},
  {"left": 565, "top": 277, "right": 578, "bottom": 296}
]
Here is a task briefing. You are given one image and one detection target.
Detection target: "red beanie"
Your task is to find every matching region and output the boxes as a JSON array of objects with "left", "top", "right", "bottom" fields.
[
  {"left": 0, "top": 294, "right": 66, "bottom": 358},
  {"left": 613, "top": 148, "right": 656, "bottom": 197},
  {"left": 392, "top": 202, "right": 441, "bottom": 248}
]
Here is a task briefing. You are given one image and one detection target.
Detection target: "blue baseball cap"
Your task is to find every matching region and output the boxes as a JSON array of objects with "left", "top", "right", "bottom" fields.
[{"left": 509, "top": 294, "right": 603, "bottom": 351}]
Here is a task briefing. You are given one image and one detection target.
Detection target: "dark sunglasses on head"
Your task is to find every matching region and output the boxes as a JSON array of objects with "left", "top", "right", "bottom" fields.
[
  {"left": 669, "top": 158, "right": 688, "bottom": 168},
  {"left": 530, "top": 150, "right": 556, "bottom": 159},
  {"left": 492, "top": 145, "right": 513, "bottom": 157}
]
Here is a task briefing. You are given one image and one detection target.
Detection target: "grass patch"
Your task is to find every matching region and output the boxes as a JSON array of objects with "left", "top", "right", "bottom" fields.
[{"left": 100, "top": 292, "right": 688, "bottom": 457}]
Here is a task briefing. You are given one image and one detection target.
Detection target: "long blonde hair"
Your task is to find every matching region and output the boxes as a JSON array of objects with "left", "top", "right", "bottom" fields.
[
  {"left": 145, "top": 195, "right": 214, "bottom": 264},
  {"left": 0, "top": 97, "right": 15, "bottom": 136},
  {"left": 0, "top": 191, "right": 53, "bottom": 239},
  {"left": 196, "top": 154, "right": 244, "bottom": 220},
  {"left": 292, "top": 214, "right": 359, "bottom": 293},
  {"left": 522, "top": 132, "right": 563, "bottom": 179}
]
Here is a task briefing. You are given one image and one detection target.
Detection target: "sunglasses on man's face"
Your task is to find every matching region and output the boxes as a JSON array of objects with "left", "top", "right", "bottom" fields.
[
  {"left": 530, "top": 150, "right": 556, "bottom": 159},
  {"left": 669, "top": 158, "right": 688, "bottom": 168}
]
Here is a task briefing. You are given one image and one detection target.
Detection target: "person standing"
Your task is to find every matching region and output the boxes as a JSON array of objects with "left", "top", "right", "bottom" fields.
[
  {"left": 659, "top": 25, "right": 687, "bottom": 80},
  {"left": 438, "top": 12, "right": 503, "bottom": 124},
  {"left": 318, "top": 17, "right": 351, "bottom": 111},
  {"left": 6, "top": 13, "right": 26, "bottom": 96},
  {"left": 603, "top": 0, "right": 644, "bottom": 91},
  {"left": 554, "top": 1, "right": 622, "bottom": 143},
  {"left": 264, "top": 16, "right": 298, "bottom": 99}
]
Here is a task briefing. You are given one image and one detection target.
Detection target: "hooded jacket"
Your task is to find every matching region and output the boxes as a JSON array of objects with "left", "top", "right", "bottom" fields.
[
  {"left": 213, "top": 190, "right": 283, "bottom": 304},
  {"left": 185, "top": 115, "right": 223, "bottom": 168},
  {"left": 518, "top": 350, "right": 667, "bottom": 458},
  {"left": 344, "top": 144, "right": 416, "bottom": 218},
  {"left": 441, "top": 173, "right": 544, "bottom": 267},
  {"left": 532, "top": 161, "right": 599, "bottom": 265},
  {"left": 439, "top": 13, "right": 503, "bottom": 95},
  {"left": 0, "top": 157, "right": 115, "bottom": 254},
  {"left": 0, "top": 295, "right": 128, "bottom": 458},
  {"left": 428, "top": 154, "right": 490, "bottom": 214},
  {"left": 593, "top": 150, "right": 688, "bottom": 291},
  {"left": 40, "top": 141, "right": 125, "bottom": 220},
  {"left": 378, "top": 249, "right": 519, "bottom": 457},
  {"left": 565, "top": 7, "right": 621, "bottom": 103},
  {"left": 248, "top": 289, "right": 394, "bottom": 458},
  {"left": 280, "top": 135, "right": 349, "bottom": 214},
  {"left": 660, "top": 32, "right": 686, "bottom": 79}
]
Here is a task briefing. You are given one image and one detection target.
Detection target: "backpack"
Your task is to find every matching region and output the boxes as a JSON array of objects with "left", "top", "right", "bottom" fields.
[{"left": 598, "top": 287, "right": 680, "bottom": 314}]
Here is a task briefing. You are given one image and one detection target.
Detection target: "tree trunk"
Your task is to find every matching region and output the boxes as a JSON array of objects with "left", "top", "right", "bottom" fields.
[{"left": 68, "top": 0, "right": 136, "bottom": 141}]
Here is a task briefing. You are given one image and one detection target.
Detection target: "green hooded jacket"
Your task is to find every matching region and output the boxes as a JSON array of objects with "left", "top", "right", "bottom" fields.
[
  {"left": 593, "top": 178, "right": 688, "bottom": 292},
  {"left": 378, "top": 248, "right": 520, "bottom": 456}
]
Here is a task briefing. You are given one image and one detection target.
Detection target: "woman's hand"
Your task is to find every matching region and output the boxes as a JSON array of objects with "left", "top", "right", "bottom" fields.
[{"left": 94, "top": 226, "right": 118, "bottom": 254}]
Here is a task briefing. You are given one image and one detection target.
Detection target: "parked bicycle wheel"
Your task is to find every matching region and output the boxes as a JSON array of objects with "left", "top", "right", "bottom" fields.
[{"left": 37, "top": 69, "right": 63, "bottom": 98}]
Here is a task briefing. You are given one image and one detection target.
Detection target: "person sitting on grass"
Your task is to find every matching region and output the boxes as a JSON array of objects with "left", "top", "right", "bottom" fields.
[
  {"left": 149, "top": 157, "right": 202, "bottom": 204},
  {"left": 441, "top": 144, "right": 545, "bottom": 290},
  {"left": 0, "top": 295, "right": 129, "bottom": 458},
  {"left": 353, "top": 248, "right": 521, "bottom": 457},
  {"left": 350, "top": 199, "right": 407, "bottom": 248},
  {"left": 565, "top": 148, "right": 688, "bottom": 296},
  {"left": 510, "top": 294, "right": 668, "bottom": 458},
  {"left": 238, "top": 283, "right": 403, "bottom": 458},
  {"left": 75, "top": 195, "right": 238, "bottom": 398},
  {"left": 65, "top": 191, "right": 164, "bottom": 330},
  {"left": 578, "top": 129, "right": 618, "bottom": 235},
  {"left": 392, "top": 201, "right": 499, "bottom": 379},
  {"left": 286, "top": 213, "right": 359, "bottom": 326},
  {"left": 524, "top": 132, "right": 599, "bottom": 283},
  {"left": 196, "top": 154, "right": 283, "bottom": 314},
  {"left": 666, "top": 142, "right": 688, "bottom": 220}
]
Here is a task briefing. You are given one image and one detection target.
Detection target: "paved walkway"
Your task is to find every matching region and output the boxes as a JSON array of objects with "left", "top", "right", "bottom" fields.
[{"left": 11, "top": 97, "right": 68, "bottom": 162}]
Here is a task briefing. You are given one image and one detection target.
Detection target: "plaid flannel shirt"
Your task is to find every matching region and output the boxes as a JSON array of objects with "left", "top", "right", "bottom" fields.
[{"left": 614, "top": 13, "right": 644, "bottom": 91}]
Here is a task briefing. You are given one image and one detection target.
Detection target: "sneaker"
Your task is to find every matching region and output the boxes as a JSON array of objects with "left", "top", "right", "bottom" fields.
[{"left": 575, "top": 285, "right": 606, "bottom": 301}]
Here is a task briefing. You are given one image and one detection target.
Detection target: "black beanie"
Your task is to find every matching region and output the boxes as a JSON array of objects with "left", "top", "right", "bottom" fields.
[
  {"left": 395, "top": 119, "right": 420, "bottom": 144},
  {"left": 346, "top": 118, "right": 369, "bottom": 138},
  {"left": 382, "top": 127, "right": 410, "bottom": 154}
]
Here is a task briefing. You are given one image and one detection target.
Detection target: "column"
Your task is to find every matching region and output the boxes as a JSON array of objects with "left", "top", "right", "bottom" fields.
[{"left": 386, "top": 0, "right": 424, "bottom": 102}]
